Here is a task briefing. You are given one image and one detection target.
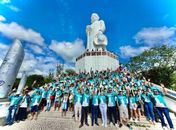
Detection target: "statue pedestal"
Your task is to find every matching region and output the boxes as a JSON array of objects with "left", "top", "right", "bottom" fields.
[
  {"left": 0, "top": 98, "right": 9, "bottom": 126},
  {"left": 76, "top": 50, "right": 119, "bottom": 73}
]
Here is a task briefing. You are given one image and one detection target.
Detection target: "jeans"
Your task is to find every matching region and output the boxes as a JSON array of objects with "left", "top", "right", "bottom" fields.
[
  {"left": 6, "top": 105, "right": 18, "bottom": 125},
  {"left": 99, "top": 103, "right": 107, "bottom": 125},
  {"left": 156, "top": 107, "right": 174, "bottom": 128},
  {"left": 91, "top": 105, "right": 98, "bottom": 125},
  {"left": 144, "top": 102, "right": 155, "bottom": 121},
  {"left": 81, "top": 106, "right": 89, "bottom": 125},
  {"left": 74, "top": 103, "right": 82, "bottom": 121},
  {"left": 108, "top": 106, "right": 118, "bottom": 124},
  {"left": 46, "top": 99, "right": 51, "bottom": 111}
]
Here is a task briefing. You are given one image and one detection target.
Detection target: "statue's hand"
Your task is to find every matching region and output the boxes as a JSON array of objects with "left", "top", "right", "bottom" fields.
[{"left": 86, "top": 25, "right": 91, "bottom": 33}]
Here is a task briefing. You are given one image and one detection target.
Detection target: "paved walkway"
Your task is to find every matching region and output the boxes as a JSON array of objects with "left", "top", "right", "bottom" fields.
[{"left": 0, "top": 110, "right": 175, "bottom": 130}]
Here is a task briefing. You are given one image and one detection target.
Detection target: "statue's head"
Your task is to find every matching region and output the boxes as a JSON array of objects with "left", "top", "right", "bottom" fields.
[{"left": 91, "top": 13, "right": 99, "bottom": 23}]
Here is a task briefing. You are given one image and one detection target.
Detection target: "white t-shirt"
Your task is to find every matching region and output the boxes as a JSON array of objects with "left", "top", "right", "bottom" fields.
[{"left": 20, "top": 98, "right": 27, "bottom": 108}]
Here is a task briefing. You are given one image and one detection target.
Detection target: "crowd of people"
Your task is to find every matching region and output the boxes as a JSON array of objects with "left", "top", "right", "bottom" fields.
[{"left": 6, "top": 67, "right": 175, "bottom": 130}]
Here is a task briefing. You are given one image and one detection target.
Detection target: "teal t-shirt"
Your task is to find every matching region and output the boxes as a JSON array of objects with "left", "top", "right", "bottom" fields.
[
  {"left": 92, "top": 95, "right": 99, "bottom": 106},
  {"left": 141, "top": 92, "right": 152, "bottom": 103},
  {"left": 9, "top": 95, "right": 22, "bottom": 106},
  {"left": 82, "top": 93, "right": 90, "bottom": 106},
  {"left": 30, "top": 94, "right": 41, "bottom": 106},
  {"left": 99, "top": 95, "right": 107, "bottom": 104},
  {"left": 106, "top": 92, "right": 116, "bottom": 107},
  {"left": 154, "top": 94, "right": 167, "bottom": 108},
  {"left": 117, "top": 95, "right": 127, "bottom": 106},
  {"left": 55, "top": 90, "right": 62, "bottom": 101},
  {"left": 129, "top": 96, "right": 136, "bottom": 104},
  {"left": 74, "top": 93, "right": 83, "bottom": 104}
]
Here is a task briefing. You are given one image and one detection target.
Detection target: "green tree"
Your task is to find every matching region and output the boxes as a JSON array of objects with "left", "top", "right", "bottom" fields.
[
  {"left": 26, "top": 74, "right": 45, "bottom": 90},
  {"left": 65, "top": 69, "right": 76, "bottom": 75},
  {"left": 126, "top": 45, "right": 176, "bottom": 88}
]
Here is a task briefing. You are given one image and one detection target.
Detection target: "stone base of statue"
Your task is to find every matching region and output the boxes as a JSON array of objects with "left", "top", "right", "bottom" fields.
[
  {"left": 0, "top": 99, "right": 10, "bottom": 126},
  {"left": 76, "top": 50, "right": 119, "bottom": 73}
]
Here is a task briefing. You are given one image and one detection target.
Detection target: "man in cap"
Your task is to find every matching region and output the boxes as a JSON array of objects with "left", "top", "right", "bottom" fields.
[
  {"left": 152, "top": 84, "right": 174, "bottom": 130},
  {"left": 6, "top": 92, "right": 22, "bottom": 125}
]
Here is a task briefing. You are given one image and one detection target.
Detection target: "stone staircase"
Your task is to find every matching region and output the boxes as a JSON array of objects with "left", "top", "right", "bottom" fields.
[{"left": 0, "top": 108, "right": 175, "bottom": 130}]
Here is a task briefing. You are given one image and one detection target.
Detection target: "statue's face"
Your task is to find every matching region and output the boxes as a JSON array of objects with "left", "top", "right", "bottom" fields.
[{"left": 91, "top": 13, "right": 99, "bottom": 23}]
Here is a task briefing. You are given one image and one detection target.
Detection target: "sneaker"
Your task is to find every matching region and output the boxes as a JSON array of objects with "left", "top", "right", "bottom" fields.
[
  {"left": 79, "top": 124, "right": 83, "bottom": 128},
  {"left": 85, "top": 123, "right": 89, "bottom": 126},
  {"left": 162, "top": 126, "right": 167, "bottom": 130},
  {"left": 130, "top": 118, "right": 133, "bottom": 122},
  {"left": 115, "top": 123, "right": 119, "bottom": 128},
  {"left": 95, "top": 122, "right": 99, "bottom": 126},
  {"left": 134, "top": 119, "right": 138, "bottom": 122},
  {"left": 110, "top": 122, "right": 113, "bottom": 127},
  {"left": 105, "top": 124, "right": 108, "bottom": 127},
  {"left": 119, "top": 123, "right": 123, "bottom": 128},
  {"left": 102, "top": 123, "right": 104, "bottom": 127}
]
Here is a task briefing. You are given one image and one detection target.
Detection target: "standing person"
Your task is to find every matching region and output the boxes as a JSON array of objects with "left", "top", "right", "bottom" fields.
[
  {"left": 116, "top": 90, "right": 131, "bottom": 128},
  {"left": 30, "top": 91, "right": 42, "bottom": 120},
  {"left": 91, "top": 90, "right": 99, "bottom": 126},
  {"left": 141, "top": 89, "right": 155, "bottom": 124},
  {"left": 99, "top": 89, "right": 108, "bottom": 127},
  {"left": 69, "top": 93, "right": 74, "bottom": 111},
  {"left": 79, "top": 88, "right": 90, "bottom": 128},
  {"left": 135, "top": 90, "right": 142, "bottom": 121},
  {"left": 39, "top": 86, "right": 47, "bottom": 111},
  {"left": 45, "top": 86, "right": 54, "bottom": 111},
  {"left": 16, "top": 90, "right": 30, "bottom": 121},
  {"left": 129, "top": 92, "right": 137, "bottom": 122},
  {"left": 61, "top": 92, "right": 69, "bottom": 117},
  {"left": 74, "top": 88, "right": 82, "bottom": 122},
  {"left": 152, "top": 84, "right": 174, "bottom": 130},
  {"left": 106, "top": 87, "right": 119, "bottom": 128},
  {"left": 6, "top": 92, "right": 22, "bottom": 125},
  {"left": 54, "top": 87, "right": 62, "bottom": 111}
]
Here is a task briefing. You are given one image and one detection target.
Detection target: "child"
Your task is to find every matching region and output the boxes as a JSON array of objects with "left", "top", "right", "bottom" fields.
[{"left": 61, "top": 92, "right": 69, "bottom": 116}]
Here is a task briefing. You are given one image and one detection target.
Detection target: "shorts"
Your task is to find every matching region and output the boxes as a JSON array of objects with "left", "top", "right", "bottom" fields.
[
  {"left": 31, "top": 105, "right": 39, "bottom": 112},
  {"left": 119, "top": 105, "right": 129, "bottom": 119},
  {"left": 61, "top": 102, "right": 67, "bottom": 110},
  {"left": 130, "top": 103, "right": 137, "bottom": 110},
  {"left": 137, "top": 102, "right": 141, "bottom": 109}
]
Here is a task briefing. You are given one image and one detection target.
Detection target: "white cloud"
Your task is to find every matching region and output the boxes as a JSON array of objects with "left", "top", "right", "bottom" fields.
[
  {"left": 134, "top": 26, "right": 176, "bottom": 46},
  {"left": 0, "top": 0, "right": 11, "bottom": 4},
  {"left": 120, "top": 45, "right": 149, "bottom": 58},
  {"left": 0, "top": 15, "right": 6, "bottom": 22},
  {"left": 49, "top": 39, "right": 85, "bottom": 63},
  {"left": 0, "top": 22, "right": 44, "bottom": 46},
  {"left": 8, "top": 5, "right": 20, "bottom": 12},
  {"left": 27, "top": 44, "right": 43, "bottom": 54},
  {"left": 18, "top": 51, "right": 59, "bottom": 77}
]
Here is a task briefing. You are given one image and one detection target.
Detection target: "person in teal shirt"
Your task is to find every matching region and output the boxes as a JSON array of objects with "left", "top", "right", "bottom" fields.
[
  {"left": 152, "top": 84, "right": 174, "bottom": 130},
  {"left": 128, "top": 92, "right": 137, "bottom": 122},
  {"left": 30, "top": 91, "right": 42, "bottom": 120},
  {"left": 99, "top": 89, "right": 108, "bottom": 127},
  {"left": 74, "top": 88, "right": 83, "bottom": 122},
  {"left": 91, "top": 90, "right": 99, "bottom": 126},
  {"left": 116, "top": 90, "right": 131, "bottom": 128},
  {"left": 141, "top": 89, "right": 155, "bottom": 123},
  {"left": 6, "top": 93, "right": 22, "bottom": 125},
  {"left": 45, "top": 86, "right": 54, "bottom": 111},
  {"left": 106, "top": 87, "right": 119, "bottom": 128},
  {"left": 54, "top": 88, "right": 62, "bottom": 111},
  {"left": 79, "top": 88, "right": 90, "bottom": 128}
]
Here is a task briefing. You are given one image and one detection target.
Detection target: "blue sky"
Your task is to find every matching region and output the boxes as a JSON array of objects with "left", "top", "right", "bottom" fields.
[{"left": 0, "top": 0, "right": 176, "bottom": 76}]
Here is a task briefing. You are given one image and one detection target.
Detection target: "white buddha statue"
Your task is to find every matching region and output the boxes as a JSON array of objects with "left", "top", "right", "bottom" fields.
[{"left": 86, "top": 13, "right": 108, "bottom": 51}]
